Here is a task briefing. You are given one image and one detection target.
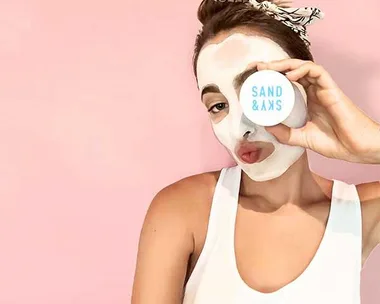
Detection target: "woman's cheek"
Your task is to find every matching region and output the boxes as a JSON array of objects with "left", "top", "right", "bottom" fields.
[{"left": 210, "top": 110, "right": 228, "bottom": 124}]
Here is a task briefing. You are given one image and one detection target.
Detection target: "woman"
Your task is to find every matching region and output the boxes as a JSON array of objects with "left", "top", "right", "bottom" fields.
[{"left": 132, "top": 0, "right": 380, "bottom": 303}]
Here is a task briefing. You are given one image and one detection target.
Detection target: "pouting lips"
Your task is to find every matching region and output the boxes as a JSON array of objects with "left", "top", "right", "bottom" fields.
[{"left": 235, "top": 141, "right": 262, "bottom": 164}]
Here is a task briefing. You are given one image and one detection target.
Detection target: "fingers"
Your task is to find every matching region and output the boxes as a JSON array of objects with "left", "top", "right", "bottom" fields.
[
  {"left": 257, "top": 59, "right": 337, "bottom": 91},
  {"left": 257, "top": 59, "right": 307, "bottom": 73},
  {"left": 285, "top": 62, "right": 323, "bottom": 83},
  {"left": 297, "top": 78, "right": 312, "bottom": 91},
  {"left": 257, "top": 59, "right": 313, "bottom": 91},
  {"left": 289, "top": 63, "right": 338, "bottom": 91}
]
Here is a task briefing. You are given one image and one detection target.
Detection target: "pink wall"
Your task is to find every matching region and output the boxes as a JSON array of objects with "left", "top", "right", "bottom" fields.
[{"left": 0, "top": 0, "right": 378, "bottom": 303}]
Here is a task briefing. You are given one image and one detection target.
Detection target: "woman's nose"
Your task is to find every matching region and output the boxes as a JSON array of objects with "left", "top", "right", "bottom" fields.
[
  {"left": 240, "top": 114, "right": 256, "bottom": 139},
  {"left": 230, "top": 110, "right": 256, "bottom": 140},
  {"left": 241, "top": 113, "right": 255, "bottom": 127}
]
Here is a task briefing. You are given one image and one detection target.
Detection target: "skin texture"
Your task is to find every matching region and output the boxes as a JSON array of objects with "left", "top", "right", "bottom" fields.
[{"left": 131, "top": 27, "right": 380, "bottom": 304}]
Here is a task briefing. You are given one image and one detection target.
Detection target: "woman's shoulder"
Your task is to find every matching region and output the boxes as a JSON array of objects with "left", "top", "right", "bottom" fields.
[
  {"left": 155, "top": 168, "right": 222, "bottom": 203},
  {"left": 134, "top": 170, "right": 225, "bottom": 294},
  {"left": 145, "top": 168, "right": 224, "bottom": 233}
]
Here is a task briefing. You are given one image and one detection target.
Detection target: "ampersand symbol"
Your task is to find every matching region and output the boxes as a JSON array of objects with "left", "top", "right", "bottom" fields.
[{"left": 252, "top": 100, "right": 258, "bottom": 111}]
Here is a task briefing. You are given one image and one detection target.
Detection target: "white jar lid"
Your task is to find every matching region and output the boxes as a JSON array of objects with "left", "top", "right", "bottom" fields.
[{"left": 239, "top": 70, "right": 295, "bottom": 127}]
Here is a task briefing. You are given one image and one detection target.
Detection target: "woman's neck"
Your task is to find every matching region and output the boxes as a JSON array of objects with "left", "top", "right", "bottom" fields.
[{"left": 239, "top": 153, "right": 333, "bottom": 210}]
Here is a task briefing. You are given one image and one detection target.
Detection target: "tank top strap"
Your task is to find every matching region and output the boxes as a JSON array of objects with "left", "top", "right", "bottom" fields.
[
  {"left": 326, "top": 179, "right": 362, "bottom": 273},
  {"left": 192, "top": 165, "right": 241, "bottom": 257},
  {"left": 330, "top": 179, "right": 362, "bottom": 236},
  {"left": 184, "top": 165, "right": 242, "bottom": 293},
  {"left": 209, "top": 165, "right": 242, "bottom": 237}
]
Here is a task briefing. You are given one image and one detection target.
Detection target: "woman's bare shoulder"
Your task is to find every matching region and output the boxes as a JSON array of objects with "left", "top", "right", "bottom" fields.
[
  {"left": 146, "top": 169, "right": 223, "bottom": 230},
  {"left": 133, "top": 170, "right": 223, "bottom": 303},
  {"left": 160, "top": 169, "right": 222, "bottom": 199}
]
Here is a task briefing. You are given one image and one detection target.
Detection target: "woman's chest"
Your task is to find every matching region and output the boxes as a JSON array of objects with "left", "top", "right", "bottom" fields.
[{"left": 233, "top": 202, "right": 330, "bottom": 293}]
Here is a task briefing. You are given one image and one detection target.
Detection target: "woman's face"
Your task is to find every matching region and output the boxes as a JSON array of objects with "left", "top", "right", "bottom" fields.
[{"left": 197, "top": 28, "right": 308, "bottom": 181}]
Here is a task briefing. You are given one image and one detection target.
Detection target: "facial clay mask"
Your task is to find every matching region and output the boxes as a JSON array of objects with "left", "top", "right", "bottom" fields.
[
  {"left": 197, "top": 33, "right": 308, "bottom": 181},
  {"left": 240, "top": 70, "right": 307, "bottom": 127}
]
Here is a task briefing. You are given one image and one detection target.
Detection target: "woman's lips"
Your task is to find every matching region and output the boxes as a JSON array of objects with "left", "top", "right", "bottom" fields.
[{"left": 235, "top": 141, "right": 262, "bottom": 164}]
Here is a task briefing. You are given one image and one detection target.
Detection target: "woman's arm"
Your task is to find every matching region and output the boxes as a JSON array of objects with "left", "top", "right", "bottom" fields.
[
  {"left": 257, "top": 59, "right": 380, "bottom": 251},
  {"left": 131, "top": 183, "right": 194, "bottom": 304}
]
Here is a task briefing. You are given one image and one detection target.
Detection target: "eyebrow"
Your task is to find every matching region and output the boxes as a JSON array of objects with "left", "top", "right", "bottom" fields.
[
  {"left": 233, "top": 65, "right": 258, "bottom": 90},
  {"left": 201, "top": 84, "right": 221, "bottom": 100},
  {"left": 200, "top": 65, "right": 258, "bottom": 100}
]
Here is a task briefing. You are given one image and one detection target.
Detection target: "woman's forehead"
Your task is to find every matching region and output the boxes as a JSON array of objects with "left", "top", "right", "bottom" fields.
[{"left": 197, "top": 33, "right": 289, "bottom": 90}]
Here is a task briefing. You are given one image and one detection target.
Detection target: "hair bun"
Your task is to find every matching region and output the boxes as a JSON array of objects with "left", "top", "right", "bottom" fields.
[
  {"left": 197, "top": 0, "right": 237, "bottom": 25},
  {"left": 197, "top": 0, "right": 271, "bottom": 25}
]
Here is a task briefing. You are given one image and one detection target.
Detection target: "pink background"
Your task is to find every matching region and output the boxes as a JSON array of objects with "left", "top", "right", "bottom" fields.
[{"left": 0, "top": 0, "right": 379, "bottom": 303}]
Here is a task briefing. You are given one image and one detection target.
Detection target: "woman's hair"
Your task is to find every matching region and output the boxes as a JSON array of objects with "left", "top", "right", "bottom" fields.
[{"left": 193, "top": 0, "right": 314, "bottom": 78}]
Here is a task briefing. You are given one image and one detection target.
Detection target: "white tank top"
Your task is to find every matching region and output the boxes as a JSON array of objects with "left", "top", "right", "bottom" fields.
[{"left": 183, "top": 165, "right": 362, "bottom": 304}]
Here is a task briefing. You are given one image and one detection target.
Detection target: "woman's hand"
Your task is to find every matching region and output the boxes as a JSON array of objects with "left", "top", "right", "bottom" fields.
[{"left": 256, "top": 59, "right": 380, "bottom": 164}]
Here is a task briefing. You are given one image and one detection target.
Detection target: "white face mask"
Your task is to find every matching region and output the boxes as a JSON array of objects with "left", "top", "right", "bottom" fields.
[{"left": 197, "top": 33, "right": 308, "bottom": 182}]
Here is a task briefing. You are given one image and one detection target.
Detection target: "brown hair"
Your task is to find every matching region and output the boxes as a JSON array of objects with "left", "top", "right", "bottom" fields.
[{"left": 193, "top": 0, "right": 313, "bottom": 78}]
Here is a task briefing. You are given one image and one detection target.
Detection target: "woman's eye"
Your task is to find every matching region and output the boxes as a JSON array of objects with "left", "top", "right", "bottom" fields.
[{"left": 208, "top": 103, "right": 228, "bottom": 114}]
